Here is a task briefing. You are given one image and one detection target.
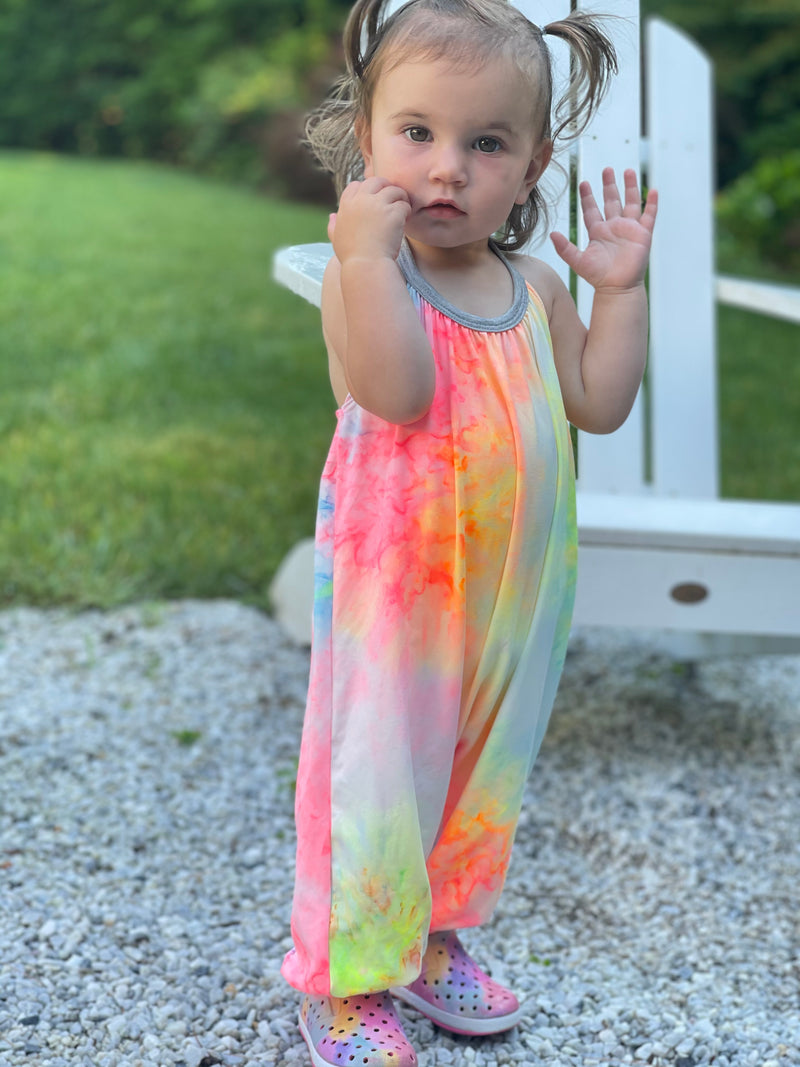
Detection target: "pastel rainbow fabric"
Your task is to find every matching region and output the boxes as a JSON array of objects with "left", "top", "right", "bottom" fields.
[{"left": 282, "top": 243, "right": 577, "bottom": 997}]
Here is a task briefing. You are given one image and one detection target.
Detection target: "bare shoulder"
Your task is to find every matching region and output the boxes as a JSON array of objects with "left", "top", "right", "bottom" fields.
[{"left": 506, "top": 253, "right": 568, "bottom": 319}]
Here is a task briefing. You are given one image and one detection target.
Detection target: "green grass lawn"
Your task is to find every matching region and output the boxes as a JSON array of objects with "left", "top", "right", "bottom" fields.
[
  {"left": 0, "top": 151, "right": 797, "bottom": 610},
  {"left": 0, "top": 151, "right": 333, "bottom": 608},
  {"left": 716, "top": 239, "right": 800, "bottom": 501}
]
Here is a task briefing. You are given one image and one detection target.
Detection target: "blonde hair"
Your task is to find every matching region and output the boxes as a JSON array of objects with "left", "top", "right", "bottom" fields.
[{"left": 306, "top": 0, "right": 617, "bottom": 251}]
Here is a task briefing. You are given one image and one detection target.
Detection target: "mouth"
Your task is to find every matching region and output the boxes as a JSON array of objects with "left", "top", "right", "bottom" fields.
[{"left": 421, "top": 200, "right": 466, "bottom": 219}]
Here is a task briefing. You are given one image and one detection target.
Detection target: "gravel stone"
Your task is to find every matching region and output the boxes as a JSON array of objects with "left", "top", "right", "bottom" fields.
[{"left": 1, "top": 601, "right": 799, "bottom": 1066}]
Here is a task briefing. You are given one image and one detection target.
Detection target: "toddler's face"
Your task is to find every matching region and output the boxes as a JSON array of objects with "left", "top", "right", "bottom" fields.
[{"left": 359, "top": 53, "right": 550, "bottom": 254}]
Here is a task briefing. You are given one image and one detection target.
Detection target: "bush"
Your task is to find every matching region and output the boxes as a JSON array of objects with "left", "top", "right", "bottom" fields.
[
  {"left": 177, "top": 22, "right": 341, "bottom": 201},
  {"left": 716, "top": 151, "right": 800, "bottom": 272},
  {"left": 0, "top": 0, "right": 350, "bottom": 192}
]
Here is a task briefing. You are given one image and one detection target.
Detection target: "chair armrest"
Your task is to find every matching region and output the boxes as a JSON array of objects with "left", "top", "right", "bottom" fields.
[
  {"left": 716, "top": 275, "right": 800, "bottom": 326},
  {"left": 272, "top": 243, "right": 333, "bottom": 309},
  {"left": 577, "top": 491, "right": 800, "bottom": 556}
]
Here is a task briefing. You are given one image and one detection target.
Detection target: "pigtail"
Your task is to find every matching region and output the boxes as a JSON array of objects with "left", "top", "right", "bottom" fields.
[
  {"left": 543, "top": 12, "right": 618, "bottom": 144},
  {"left": 304, "top": 78, "right": 361, "bottom": 197},
  {"left": 344, "top": 0, "right": 396, "bottom": 80},
  {"left": 304, "top": 0, "right": 400, "bottom": 195},
  {"left": 496, "top": 11, "right": 617, "bottom": 252}
]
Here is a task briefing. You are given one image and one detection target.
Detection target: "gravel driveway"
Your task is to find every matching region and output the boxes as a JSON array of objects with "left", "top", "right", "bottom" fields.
[{"left": 1, "top": 601, "right": 798, "bottom": 1067}]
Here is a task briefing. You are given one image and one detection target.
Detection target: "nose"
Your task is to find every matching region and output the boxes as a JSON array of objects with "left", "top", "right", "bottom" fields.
[{"left": 428, "top": 143, "right": 467, "bottom": 186}]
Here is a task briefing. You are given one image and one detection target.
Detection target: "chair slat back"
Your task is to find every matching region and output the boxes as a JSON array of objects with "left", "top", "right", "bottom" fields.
[
  {"left": 573, "top": 0, "right": 646, "bottom": 493},
  {"left": 646, "top": 18, "right": 718, "bottom": 498}
]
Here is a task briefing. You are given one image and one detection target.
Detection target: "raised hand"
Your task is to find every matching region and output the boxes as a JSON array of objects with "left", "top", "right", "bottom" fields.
[
  {"left": 328, "top": 177, "right": 411, "bottom": 265},
  {"left": 551, "top": 168, "right": 658, "bottom": 293}
]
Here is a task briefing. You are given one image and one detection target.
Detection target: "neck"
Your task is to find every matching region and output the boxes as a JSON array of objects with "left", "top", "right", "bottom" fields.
[
  {"left": 403, "top": 238, "right": 516, "bottom": 319},
  {"left": 404, "top": 236, "right": 496, "bottom": 275}
]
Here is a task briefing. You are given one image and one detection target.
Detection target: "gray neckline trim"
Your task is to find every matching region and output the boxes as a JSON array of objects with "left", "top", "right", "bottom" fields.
[{"left": 397, "top": 241, "right": 529, "bottom": 332}]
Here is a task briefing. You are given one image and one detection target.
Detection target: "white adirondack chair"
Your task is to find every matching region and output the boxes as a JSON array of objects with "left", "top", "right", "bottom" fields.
[{"left": 272, "top": 0, "right": 800, "bottom": 655}]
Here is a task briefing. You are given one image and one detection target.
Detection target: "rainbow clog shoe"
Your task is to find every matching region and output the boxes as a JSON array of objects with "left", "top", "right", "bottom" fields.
[
  {"left": 391, "top": 931, "right": 523, "bottom": 1035},
  {"left": 299, "top": 990, "right": 418, "bottom": 1066}
]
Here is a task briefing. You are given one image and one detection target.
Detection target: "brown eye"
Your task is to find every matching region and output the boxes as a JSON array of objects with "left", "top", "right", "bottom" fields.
[{"left": 405, "top": 127, "right": 429, "bottom": 143}]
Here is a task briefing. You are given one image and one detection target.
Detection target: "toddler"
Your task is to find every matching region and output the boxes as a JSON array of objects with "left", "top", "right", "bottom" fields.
[{"left": 281, "top": 2, "right": 657, "bottom": 1064}]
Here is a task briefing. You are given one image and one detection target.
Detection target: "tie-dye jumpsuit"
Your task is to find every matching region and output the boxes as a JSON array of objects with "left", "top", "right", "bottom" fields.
[{"left": 282, "top": 242, "right": 577, "bottom": 998}]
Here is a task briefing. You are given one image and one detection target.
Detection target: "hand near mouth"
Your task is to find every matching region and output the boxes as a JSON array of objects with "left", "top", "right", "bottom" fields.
[{"left": 328, "top": 177, "right": 412, "bottom": 264}]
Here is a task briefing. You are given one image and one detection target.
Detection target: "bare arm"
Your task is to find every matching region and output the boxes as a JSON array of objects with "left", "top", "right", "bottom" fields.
[
  {"left": 321, "top": 178, "right": 435, "bottom": 425},
  {"left": 547, "top": 169, "right": 658, "bottom": 435}
]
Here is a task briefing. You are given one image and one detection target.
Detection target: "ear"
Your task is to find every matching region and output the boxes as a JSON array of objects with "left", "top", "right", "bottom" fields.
[
  {"left": 356, "top": 115, "right": 375, "bottom": 179},
  {"left": 515, "top": 139, "right": 553, "bottom": 205}
]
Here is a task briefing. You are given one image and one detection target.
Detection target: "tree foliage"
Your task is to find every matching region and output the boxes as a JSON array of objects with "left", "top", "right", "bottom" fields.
[
  {"left": 642, "top": 0, "right": 800, "bottom": 186},
  {"left": 0, "top": 0, "right": 349, "bottom": 174}
]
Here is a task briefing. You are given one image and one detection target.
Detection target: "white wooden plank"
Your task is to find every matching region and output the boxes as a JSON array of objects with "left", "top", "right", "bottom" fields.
[
  {"left": 716, "top": 275, "right": 800, "bottom": 325},
  {"left": 575, "top": 0, "right": 646, "bottom": 494},
  {"left": 577, "top": 491, "right": 800, "bottom": 554},
  {"left": 574, "top": 544, "right": 800, "bottom": 636},
  {"left": 514, "top": 0, "right": 572, "bottom": 280},
  {"left": 647, "top": 18, "right": 718, "bottom": 498}
]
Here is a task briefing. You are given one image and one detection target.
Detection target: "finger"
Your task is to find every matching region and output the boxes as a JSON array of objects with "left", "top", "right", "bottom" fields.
[
  {"left": 377, "top": 183, "right": 412, "bottom": 208},
  {"left": 639, "top": 188, "right": 659, "bottom": 233},
  {"left": 327, "top": 213, "right": 337, "bottom": 242},
  {"left": 362, "top": 176, "right": 410, "bottom": 201},
  {"left": 339, "top": 176, "right": 394, "bottom": 203},
  {"left": 550, "top": 230, "right": 581, "bottom": 270},
  {"left": 622, "top": 168, "right": 643, "bottom": 217},
  {"left": 578, "top": 181, "right": 604, "bottom": 230},
  {"left": 601, "top": 167, "right": 623, "bottom": 219}
]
